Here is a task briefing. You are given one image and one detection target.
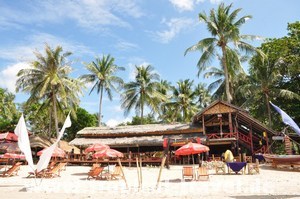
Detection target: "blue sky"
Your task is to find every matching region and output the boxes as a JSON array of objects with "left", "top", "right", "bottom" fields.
[{"left": 0, "top": 0, "right": 299, "bottom": 126}]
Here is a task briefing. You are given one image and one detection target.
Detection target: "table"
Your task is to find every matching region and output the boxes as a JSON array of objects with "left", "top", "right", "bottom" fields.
[
  {"left": 254, "top": 154, "right": 265, "bottom": 162},
  {"left": 227, "top": 162, "right": 247, "bottom": 174}
]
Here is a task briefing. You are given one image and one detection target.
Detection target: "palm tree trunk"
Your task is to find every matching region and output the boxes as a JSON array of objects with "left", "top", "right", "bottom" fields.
[
  {"left": 265, "top": 93, "right": 272, "bottom": 128},
  {"left": 98, "top": 86, "right": 104, "bottom": 127},
  {"left": 52, "top": 91, "right": 59, "bottom": 139},
  {"left": 140, "top": 93, "right": 144, "bottom": 124},
  {"left": 221, "top": 45, "right": 233, "bottom": 103}
]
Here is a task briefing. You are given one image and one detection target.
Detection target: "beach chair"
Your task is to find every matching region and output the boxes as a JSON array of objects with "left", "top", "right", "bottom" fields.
[
  {"left": 1, "top": 162, "right": 22, "bottom": 177},
  {"left": 248, "top": 159, "right": 260, "bottom": 174},
  {"left": 87, "top": 167, "right": 104, "bottom": 180},
  {"left": 110, "top": 166, "right": 123, "bottom": 180},
  {"left": 215, "top": 161, "right": 226, "bottom": 174},
  {"left": 182, "top": 166, "right": 194, "bottom": 180},
  {"left": 43, "top": 162, "right": 67, "bottom": 178},
  {"left": 197, "top": 166, "right": 209, "bottom": 181},
  {"left": 90, "top": 163, "right": 100, "bottom": 171}
]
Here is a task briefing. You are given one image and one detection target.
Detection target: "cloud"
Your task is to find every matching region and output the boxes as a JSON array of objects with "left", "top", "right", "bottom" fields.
[
  {"left": 151, "top": 18, "right": 195, "bottom": 43},
  {"left": 0, "top": 62, "right": 30, "bottom": 93},
  {"left": 0, "top": 32, "right": 93, "bottom": 62},
  {"left": 0, "top": 0, "right": 143, "bottom": 31},
  {"left": 114, "top": 41, "right": 139, "bottom": 51},
  {"left": 106, "top": 117, "right": 131, "bottom": 127},
  {"left": 169, "top": 0, "right": 195, "bottom": 12},
  {"left": 126, "top": 58, "right": 152, "bottom": 80}
]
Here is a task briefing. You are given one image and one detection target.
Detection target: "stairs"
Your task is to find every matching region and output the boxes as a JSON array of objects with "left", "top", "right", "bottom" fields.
[
  {"left": 284, "top": 136, "right": 292, "bottom": 155},
  {"left": 237, "top": 132, "right": 267, "bottom": 154}
]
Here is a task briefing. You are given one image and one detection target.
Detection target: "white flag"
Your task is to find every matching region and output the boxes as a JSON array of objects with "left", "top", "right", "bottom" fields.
[
  {"left": 14, "top": 114, "right": 35, "bottom": 171},
  {"left": 36, "top": 143, "right": 57, "bottom": 172},
  {"left": 57, "top": 113, "right": 72, "bottom": 141}
]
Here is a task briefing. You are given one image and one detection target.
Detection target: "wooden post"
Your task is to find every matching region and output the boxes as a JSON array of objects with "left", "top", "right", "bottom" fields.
[
  {"left": 139, "top": 157, "right": 143, "bottom": 188},
  {"left": 136, "top": 157, "right": 140, "bottom": 189},
  {"left": 202, "top": 115, "right": 206, "bottom": 135},
  {"left": 156, "top": 156, "right": 166, "bottom": 189},
  {"left": 229, "top": 112, "right": 233, "bottom": 132},
  {"left": 117, "top": 158, "right": 128, "bottom": 189},
  {"left": 250, "top": 125, "right": 253, "bottom": 155}
]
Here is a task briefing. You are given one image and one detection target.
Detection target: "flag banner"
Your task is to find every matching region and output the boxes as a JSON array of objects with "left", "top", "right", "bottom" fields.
[
  {"left": 56, "top": 112, "right": 72, "bottom": 141},
  {"left": 14, "top": 114, "right": 35, "bottom": 171},
  {"left": 270, "top": 101, "right": 300, "bottom": 136},
  {"left": 36, "top": 143, "right": 57, "bottom": 172}
]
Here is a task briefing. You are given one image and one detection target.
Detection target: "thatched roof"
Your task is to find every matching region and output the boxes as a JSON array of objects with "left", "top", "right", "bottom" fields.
[
  {"left": 29, "top": 135, "right": 80, "bottom": 154},
  {"left": 77, "top": 123, "right": 202, "bottom": 138},
  {"left": 70, "top": 136, "right": 164, "bottom": 147}
]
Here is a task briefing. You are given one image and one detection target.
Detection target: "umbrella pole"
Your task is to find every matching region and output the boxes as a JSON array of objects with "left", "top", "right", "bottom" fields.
[
  {"left": 136, "top": 157, "right": 141, "bottom": 189},
  {"left": 117, "top": 158, "right": 128, "bottom": 189},
  {"left": 192, "top": 155, "right": 195, "bottom": 180},
  {"left": 156, "top": 156, "right": 166, "bottom": 189}
]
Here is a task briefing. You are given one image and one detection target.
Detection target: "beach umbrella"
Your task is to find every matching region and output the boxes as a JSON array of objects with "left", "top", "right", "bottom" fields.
[
  {"left": 85, "top": 143, "right": 110, "bottom": 153},
  {"left": 175, "top": 142, "right": 209, "bottom": 156},
  {"left": 92, "top": 148, "right": 124, "bottom": 159},
  {"left": 175, "top": 142, "right": 209, "bottom": 167},
  {"left": 37, "top": 146, "right": 66, "bottom": 158}
]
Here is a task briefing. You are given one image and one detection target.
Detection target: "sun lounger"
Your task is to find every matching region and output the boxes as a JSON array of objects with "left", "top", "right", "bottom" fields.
[
  {"left": 197, "top": 166, "right": 209, "bottom": 181},
  {"left": 1, "top": 162, "right": 22, "bottom": 177},
  {"left": 87, "top": 167, "right": 104, "bottom": 180},
  {"left": 182, "top": 166, "right": 194, "bottom": 180},
  {"left": 43, "top": 162, "right": 67, "bottom": 178},
  {"left": 110, "top": 166, "right": 124, "bottom": 180}
]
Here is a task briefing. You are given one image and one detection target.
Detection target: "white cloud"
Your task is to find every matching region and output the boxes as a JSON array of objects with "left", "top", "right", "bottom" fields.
[
  {"left": 152, "top": 18, "right": 195, "bottom": 43},
  {"left": 126, "top": 59, "right": 152, "bottom": 80},
  {"left": 0, "top": 62, "right": 30, "bottom": 93},
  {"left": 106, "top": 117, "right": 131, "bottom": 127},
  {"left": 169, "top": 0, "right": 195, "bottom": 12},
  {"left": 115, "top": 41, "right": 139, "bottom": 51},
  {"left": 0, "top": 0, "right": 143, "bottom": 30},
  {"left": 0, "top": 32, "right": 93, "bottom": 62}
]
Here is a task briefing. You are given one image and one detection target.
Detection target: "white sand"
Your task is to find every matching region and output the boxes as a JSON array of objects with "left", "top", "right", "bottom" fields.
[{"left": 1, "top": 164, "right": 300, "bottom": 199}]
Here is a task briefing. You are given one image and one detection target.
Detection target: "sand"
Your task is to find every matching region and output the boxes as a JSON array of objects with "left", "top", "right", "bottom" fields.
[{"left": 1, "top": 164, "right": 300, "bottom": 199}]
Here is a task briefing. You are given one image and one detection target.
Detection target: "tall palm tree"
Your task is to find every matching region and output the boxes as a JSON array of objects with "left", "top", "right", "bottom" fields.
[
  {"left": 238, "top": 58, "right": 300, "bottom": 127},
  {"left": 0, "top": 88, "right": 17, "bottom": 121},
  {"left": 121, "top": 65, "right": 164, "bottom": 124},
  {"left": 166, "top": 79, "right": 198, "bottom": 123},
  {"left": 185, "top": 3, "right": 264, "bottom": 103},
  {"left": 156, "top": 79, "right": 172, "bottom": 121},
  {"left": 194, "top": 83, "right": 212, "bottom": 109},
  {"left": 80, "top": 54, "right": 125, "bottom": 127},
  {"left": 16, "top": 44, "right": 82, "bottom": 137}
]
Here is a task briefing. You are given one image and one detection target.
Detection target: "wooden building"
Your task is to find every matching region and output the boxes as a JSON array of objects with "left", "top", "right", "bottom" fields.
[{"left": 70, "top": 100, "right": 277, "bottom": 163}]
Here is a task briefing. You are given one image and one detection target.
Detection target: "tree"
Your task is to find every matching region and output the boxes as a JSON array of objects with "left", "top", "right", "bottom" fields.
[
  {"left": 185, "top": 3, "right": 264, "bottom": 103},
  {"left": 16, "top": 44, "right": 83, "bottom": 138},
  {"left": 80, "top": 54, "right": 125, "bottom": 127},
  {"left": 64, "top": 107, "right": 97, "bottom": 141},
  {"left": 194, "top": 83, "right": 212, "bottom": 109},
  {"left": 0, "top": 88, "right": 19, "bottom": 131},
  {"left": 121, "top": 65, "right": 165, "bottom": 124},
  {"left": 166, "top": 79, "right": 198, "bottom": 123}
]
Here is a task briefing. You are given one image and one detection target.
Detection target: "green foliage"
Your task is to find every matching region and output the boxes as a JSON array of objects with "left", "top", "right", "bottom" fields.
[
  {"left": 125, "top": 114, "right": 157, "bottom": 125},
  {"left": 64, "top": 107, "right": 97, "bottom": 141},
  {"left": 0, "top": 88, "right": 19, "bottom": 131}
]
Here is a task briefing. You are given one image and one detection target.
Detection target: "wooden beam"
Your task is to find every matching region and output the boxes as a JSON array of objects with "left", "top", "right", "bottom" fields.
[{"left": 202, "top": 115, "right": 205, "bottom": 135}]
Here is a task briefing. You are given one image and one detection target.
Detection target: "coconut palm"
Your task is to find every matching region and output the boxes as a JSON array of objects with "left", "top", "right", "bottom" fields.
[
  {"left": 80, "top": 54, "right": 125, "bottom": 127},
  {"left": 0, "top": 88, "right": 17, "bottom": 121},
  {"left": 16, "top": 44, "right": 82, "bottom": 137},
  {"left": 166, "top": 79, "right": 198, "bottom": 123},
  {"left": 194, "top": 83, "right": 212, "bottom": 109},
  {"left": 185, "top": 3, "right": 265, "bottom": 103},
  {"left": 121, "top": 65, "right": 165, "bottom": 124}
]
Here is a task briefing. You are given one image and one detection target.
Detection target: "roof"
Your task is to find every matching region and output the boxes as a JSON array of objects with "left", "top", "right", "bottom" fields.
[
  {"left": 0, "top": 132, "right": 18, "bottom": 142},
  {"left": 77, "top": 123, "right": 202, "bottom": 138},
  {"left": 69, "top": 136, "right": 164, "bottom": 147}
]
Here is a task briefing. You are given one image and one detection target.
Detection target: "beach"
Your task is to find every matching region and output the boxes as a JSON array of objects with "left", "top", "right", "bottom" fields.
[{"left": 1, "top": 164, "right": 300, "bottom": 199}]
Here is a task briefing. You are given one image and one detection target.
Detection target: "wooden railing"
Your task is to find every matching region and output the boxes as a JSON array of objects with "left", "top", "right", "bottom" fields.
[{"left": 206, "top": 132, "right": 237, "bottom": 139}]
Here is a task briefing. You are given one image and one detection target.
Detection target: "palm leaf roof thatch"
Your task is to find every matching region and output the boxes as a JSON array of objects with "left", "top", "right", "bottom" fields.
[
  {"left": 29, "top": 135, "right": 80, "bottom": 154},
  {"left": 76, "top": 123, "right": 202, "bottom": 138},
  {"left": 70, "top": 136, "right": 164, "bottom": 147}
]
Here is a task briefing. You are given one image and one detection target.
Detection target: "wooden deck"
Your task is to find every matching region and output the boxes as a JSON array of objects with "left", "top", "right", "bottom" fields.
[{"left": 64, "top": 158, "right": 162, "bottom": 166}]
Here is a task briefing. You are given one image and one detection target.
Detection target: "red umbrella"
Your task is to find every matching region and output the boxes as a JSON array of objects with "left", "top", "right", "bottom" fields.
[
  {"left": 37, "top": 146, "right": 66, "bottom": 158},
  {"left": 1, "top": 153, "right": 25, "bottom": 159},
  {"left": 85, "top": 143, "right": 110, "bottom": 153},
  {"left": 175, "top": 142, "right": 209, "bottom": 156},
  {"left": 92, "top": 148, "right": 124, "bottom": 159}
]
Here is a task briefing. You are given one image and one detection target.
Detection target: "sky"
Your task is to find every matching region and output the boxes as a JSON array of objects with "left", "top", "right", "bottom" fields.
[{"left": 0, "top": 0, "right": 299, "bottom": 127}]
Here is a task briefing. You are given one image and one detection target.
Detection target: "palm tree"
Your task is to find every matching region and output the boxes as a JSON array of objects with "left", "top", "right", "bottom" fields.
[
  {"left": 194, "top": 83, "right": 212, "bottom": 109},
  {"left": 156, "top": 80, "right": 172, "bottom": 121},
  {"left": 185, "top": 3, "right": 265, "bottom": 103},
  {"left": 0, "top": 88, "right": 17, "bottom": 121},
  {"left": 238, "top": 58, "right": 300, "bottom": 127},
  {"left": 16, "top": 44, "right": 82, "bottom": 137},
  {"left": 166, "top": 79, "right": 198, "bottom": 123},
  {"left": 80, "top": 54, "right": 125, "bottom": 127},
  {"left": 121, "top": 65, "right": 164, "bottom": 124}
]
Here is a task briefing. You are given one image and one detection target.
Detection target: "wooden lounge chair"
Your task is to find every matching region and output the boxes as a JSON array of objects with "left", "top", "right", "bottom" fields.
[
  {"left": 110, "top": 166, "right": 124, "bottom": 180},
  {"left": 182, "top": 166, "right": 194, "bottom": 180},
  {"left": 90, "top": 163, "right": 100, "bottom": 171},
  {"left": 248, "top": 159, "right": 260, "bottom": 174},
  {"left": 87, "top": 167, "right": 104, "bottom": 180},
  {"left": 1, "top": 162, "right": 22, "bottom": 177},
  {"left": 43, "top": 162, "right": 67, "bottom": 178},
  {"left": 197, "top": 166, "right": 209, "bottom": 181}
]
